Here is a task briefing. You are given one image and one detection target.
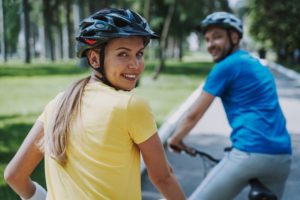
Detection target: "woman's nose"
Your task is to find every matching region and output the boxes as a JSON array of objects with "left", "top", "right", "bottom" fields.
[{"left": 128, "top": 59, "right": 139, "bottom": 69}]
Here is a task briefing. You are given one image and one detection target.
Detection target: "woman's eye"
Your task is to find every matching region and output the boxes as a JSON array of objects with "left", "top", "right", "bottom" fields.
[
  {"left": 137, "top": 52, "right": 144, "bottom": 58},
  {"left": 118, "top": 52, "right": 128, "bottom": 57}
]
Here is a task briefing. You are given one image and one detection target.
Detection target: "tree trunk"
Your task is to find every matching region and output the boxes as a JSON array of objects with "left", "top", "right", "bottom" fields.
[
  {"left": 38, "top": 21, "right": 46, "bottom": 59},
  {"left": 43, "top": 0, "right": 54, "bottom": 61},
  {"left": 88, "top": 0, "right": 110, "bottom": 14},
  {"left": 74, "top": 0, "right": 89, "bottom": 67},
  {"left": 73, "top": 0, "right": 83, "bottom": 33},
  {"left": 55, "top": 22, "right": 63, "bottom": 60},
  {"left": 143, "top": 0, "right": 151, "bottom": 21},
  {"left": 153, "top": 0, "right": 177, "bottom": 80},
  {"left": 178, "top": 36, "right": 183, "bottom": 61},
  {"left": 22, "top": 0, "right": 31, "bottom": 63},
  {"left": 66, "top": 0, "right": 74, "bottom": 58},
  {"left": 0, "top": 0, "right": 7, "bottom": 62}
]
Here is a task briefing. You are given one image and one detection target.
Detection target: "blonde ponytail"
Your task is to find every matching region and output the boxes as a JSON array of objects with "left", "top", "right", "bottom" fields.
[{"left": 44, "top": 76, "right": 91, "bottom": 165}]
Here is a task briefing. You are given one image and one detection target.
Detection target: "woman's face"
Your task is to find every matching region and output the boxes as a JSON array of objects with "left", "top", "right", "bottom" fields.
[{"left": 103, "top": 36, "right": 145, "bottom": 91}]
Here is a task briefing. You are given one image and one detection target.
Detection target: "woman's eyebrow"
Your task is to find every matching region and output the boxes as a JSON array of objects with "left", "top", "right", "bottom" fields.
[
  {"left": 116, "top": 47, "right": 131, "bottom": 51},
  {"left": 115, "top": 47, "right": 145, "bottom": 51}
]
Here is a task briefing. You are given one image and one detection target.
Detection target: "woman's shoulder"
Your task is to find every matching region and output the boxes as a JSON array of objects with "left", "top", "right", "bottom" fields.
[
  {"left": 86, "top": 82, "right": 151, "bottom": 109},
  {"left": 124, "top": 93, "right": 150, "bottom": 111},
  {"left": 44, "top": 91, "right": 64, "bottom": 106}
]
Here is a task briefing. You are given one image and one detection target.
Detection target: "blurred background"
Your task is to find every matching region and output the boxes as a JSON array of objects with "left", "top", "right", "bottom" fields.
[
  {"left": 0, "top": 0, "right": 299, "bottom": 69},
  {"left": 0, "top": 0, "right": 300, "bottom": 199}
]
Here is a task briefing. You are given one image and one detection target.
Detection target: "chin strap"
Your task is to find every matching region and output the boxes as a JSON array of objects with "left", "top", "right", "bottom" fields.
[
  {"left": 94, "top": 44, "right": 117, "bottom": 90},
  {"left": 226, "top": 30, "right": 236, "bottom": 57}
]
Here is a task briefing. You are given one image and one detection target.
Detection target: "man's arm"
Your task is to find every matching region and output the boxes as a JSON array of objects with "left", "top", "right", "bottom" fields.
[{"left": 168, "top": 91, "right": 215, "bottom": 152}]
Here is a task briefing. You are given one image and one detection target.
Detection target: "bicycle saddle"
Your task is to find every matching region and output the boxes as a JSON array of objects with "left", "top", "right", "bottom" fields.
[{"left": 248, "top": 178, "right": 277, "bottom": 200}]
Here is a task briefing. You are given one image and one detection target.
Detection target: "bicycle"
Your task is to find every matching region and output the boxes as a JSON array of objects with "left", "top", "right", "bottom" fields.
[{"left": 169, "top": 145, "right": 278, "bottom": 200}]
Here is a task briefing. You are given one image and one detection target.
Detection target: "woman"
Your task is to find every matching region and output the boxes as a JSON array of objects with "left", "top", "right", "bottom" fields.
[{"left": 4, "top": 8, "right": 185, "bottom": 200}]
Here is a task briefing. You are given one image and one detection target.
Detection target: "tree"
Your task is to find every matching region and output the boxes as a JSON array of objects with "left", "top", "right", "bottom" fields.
[
  {"left": 88, "top": 0, "right": 110, "bottom": 14},
  {"left": 22, "top": 0, "right": 30, "bottom": 63},
  {"left": 65, "top": 0, "right": 75, "bottom": 59},
  {"left": 42, "top": 0, "right": 55, "bottom": 61},
  {"left": 153, "top": 0, "right": 176, "bottom": 79},
  {"left": 3, "top": 0, "right": 21, "bottom": 58},
  {"left": 247, "top": 0, "right": 300, "bottom": 63},
  {"left": 151, "top": 0, "right": 230, "bottom": 79},
  {"left": 0, "top": 0, "right": 7, "bottom": 62}
]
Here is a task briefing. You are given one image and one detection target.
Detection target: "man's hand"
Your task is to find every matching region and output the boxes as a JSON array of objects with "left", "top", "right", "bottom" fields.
[{"left": 168, "top": 137, "right": 195, "bottom": 155}]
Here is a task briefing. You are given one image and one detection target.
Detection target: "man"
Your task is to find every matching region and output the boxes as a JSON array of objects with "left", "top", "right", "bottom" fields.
[{"left": 168, "top": 12, "right": 292, "bottom": 200}]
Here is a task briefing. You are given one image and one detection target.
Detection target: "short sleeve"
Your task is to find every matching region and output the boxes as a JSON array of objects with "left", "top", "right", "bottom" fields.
[
  {"left": 37, "top": 92, "right": 64, "bottom": 124},
  {"left": 127, "top": 95, "right": 157, "bottom": 144},
  {"left": 203, "top": 61, "right": 238, "bottom": 97}
]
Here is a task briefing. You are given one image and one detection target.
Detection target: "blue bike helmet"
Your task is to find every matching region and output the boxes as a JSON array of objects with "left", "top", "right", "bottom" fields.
[
  {"left": 200, "top": 11, "right": 243, "bottom": 38},
  {"left": 76, "top": 8, "right": 159, "bottom": 58}
]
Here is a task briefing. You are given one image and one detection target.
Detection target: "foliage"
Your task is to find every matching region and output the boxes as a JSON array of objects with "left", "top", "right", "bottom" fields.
[
  {"left": 1, "top": 0, "right": 231, "bottom": 63},
  {"left": 147, "top": 0, "right": 230, "bottom": 42},
  {"left": 3, "top": 0, "right": 21, "bottom": 54},
  {"left": 247, "top": 0, "right": 300, "bottom": 59},
  {"left": 171, "top": 0, "right": 230, "bottom": 37}
]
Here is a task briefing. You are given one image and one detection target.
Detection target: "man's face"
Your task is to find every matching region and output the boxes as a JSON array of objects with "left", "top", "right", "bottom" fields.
[{"left": 204, "top": 26, "right": 232, "bottom": 62}]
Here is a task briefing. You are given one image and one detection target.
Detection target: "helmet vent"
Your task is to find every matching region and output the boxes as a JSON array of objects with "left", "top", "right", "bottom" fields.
[
  {"left": 113, "top": 18, "right": 128, "bottom": 27},
  {"left": 83, "top": 31, "right": 96, "bottom": 37},
  {"left": 93, "top": 16, "right": 108, "bottom": 22}
]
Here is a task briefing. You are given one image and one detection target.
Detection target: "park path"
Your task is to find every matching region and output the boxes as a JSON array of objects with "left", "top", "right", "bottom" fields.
[{"left": 141, "top": 60, "right": 300, "bottom": 200}]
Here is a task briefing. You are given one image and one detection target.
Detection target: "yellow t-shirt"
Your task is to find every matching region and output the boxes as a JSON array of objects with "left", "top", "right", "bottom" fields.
[{"left": 38, "top": 82, "right": 157, "bottom": 200}]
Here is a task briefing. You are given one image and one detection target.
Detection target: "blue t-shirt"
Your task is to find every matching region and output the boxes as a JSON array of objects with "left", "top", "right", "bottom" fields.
[{"left": 203, "top": 50, "right": 291, "bottom": 154}]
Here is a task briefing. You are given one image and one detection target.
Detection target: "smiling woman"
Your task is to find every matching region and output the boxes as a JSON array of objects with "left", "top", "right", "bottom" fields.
[
  {"left": 88, "top": 36, "right": 146, "bottom": 91},
  {"left": 4, "top": 8, "right": 186, "bottom": 200}
]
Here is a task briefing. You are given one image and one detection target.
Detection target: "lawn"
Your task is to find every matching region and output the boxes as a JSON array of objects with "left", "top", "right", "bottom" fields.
[{"left": 0, "top": 58, "right": 213, "bottom": 199}]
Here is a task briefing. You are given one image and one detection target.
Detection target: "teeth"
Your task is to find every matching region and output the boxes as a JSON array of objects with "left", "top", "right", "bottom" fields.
[{"left": 123, "top": 74, "right": 137, "bottom": 79}]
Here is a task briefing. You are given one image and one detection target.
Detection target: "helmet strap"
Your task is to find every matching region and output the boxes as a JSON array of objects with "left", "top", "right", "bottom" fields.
[
  {"left": 226, "top": 30, "right": 235, "bottom": 57},
  {"left": 95, "top": 44, "right": 118, "bottom": 90}
]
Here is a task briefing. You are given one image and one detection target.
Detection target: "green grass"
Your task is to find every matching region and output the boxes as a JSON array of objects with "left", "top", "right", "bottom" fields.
[
  {"left": 135, "top": 74, "right": 202, "bottom": 125},
  {"left": 0, "top": 61, "right": 87, "bottom": 77},
  {"left": 0, "top": 58, "right": 213, "bottom": 199}
]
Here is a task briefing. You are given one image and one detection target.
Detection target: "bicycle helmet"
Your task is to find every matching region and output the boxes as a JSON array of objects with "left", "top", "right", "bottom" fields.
[
  {"left": 200, "top": 11, "right": 243, "bottom": 38},
  {"left": 76, "top": 8, "right": 159, "bottom": 58}
]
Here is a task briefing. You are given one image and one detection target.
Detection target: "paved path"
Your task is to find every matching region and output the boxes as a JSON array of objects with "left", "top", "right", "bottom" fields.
[{"left": 141, "top": 62, "right": 300, "bottom": 200}]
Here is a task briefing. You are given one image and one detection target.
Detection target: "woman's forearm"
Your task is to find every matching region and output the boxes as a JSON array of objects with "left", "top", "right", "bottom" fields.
[{"left": 151, "top": 173, "right": 186, "bottom": 200}]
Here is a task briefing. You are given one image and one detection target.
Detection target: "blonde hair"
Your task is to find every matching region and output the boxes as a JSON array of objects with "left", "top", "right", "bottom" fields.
[{"left": 43, "top": 76, "right": 91, "bottom": 165}]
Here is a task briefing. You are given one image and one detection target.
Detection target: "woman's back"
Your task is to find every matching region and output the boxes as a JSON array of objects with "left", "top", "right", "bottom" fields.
[{"left": 43, "top": 82, "right": 156, "bottom": 199}]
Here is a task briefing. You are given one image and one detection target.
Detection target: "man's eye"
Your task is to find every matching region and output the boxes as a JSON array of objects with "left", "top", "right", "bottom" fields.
[{"left": 213, "top": 34, "right": 222, "bottom": 39}]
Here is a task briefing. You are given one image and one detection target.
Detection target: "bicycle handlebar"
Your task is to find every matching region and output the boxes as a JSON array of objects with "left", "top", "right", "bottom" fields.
[
  {"left": 169, "top": 144, "right": 220, "bottom": 163},
  {"left": 184, "top": 147, "right": 220, "bottom": 163}
]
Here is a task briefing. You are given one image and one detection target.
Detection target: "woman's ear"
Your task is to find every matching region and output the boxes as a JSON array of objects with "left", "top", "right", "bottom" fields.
[{"left": 87, "top": 50, "right": 100, "bottom": 69}]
